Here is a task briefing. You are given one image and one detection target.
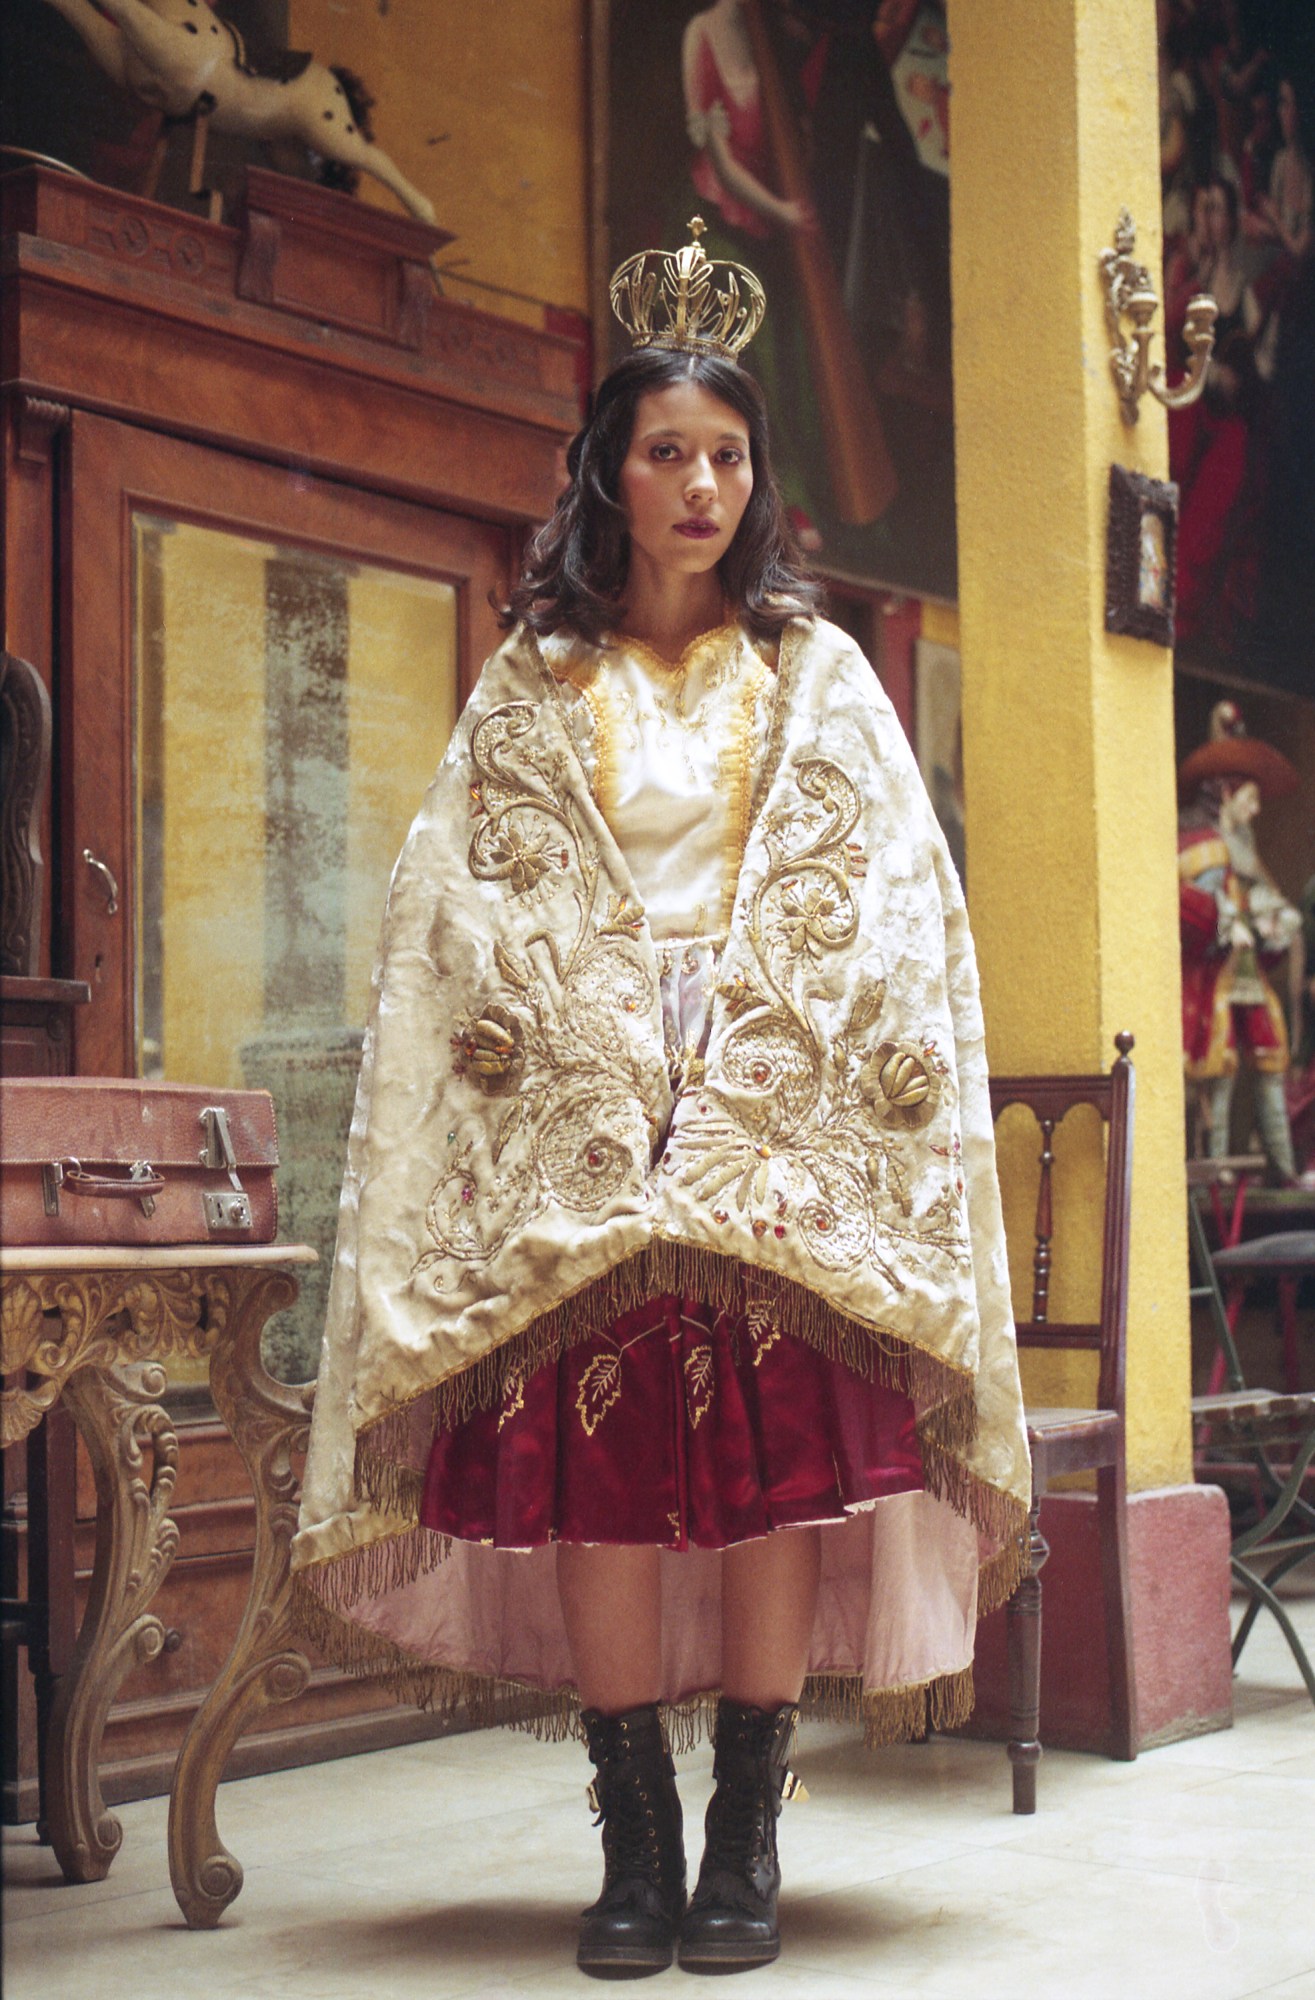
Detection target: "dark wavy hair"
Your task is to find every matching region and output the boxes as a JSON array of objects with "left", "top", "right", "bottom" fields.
[{"left": 502, "top": 347, "right": 824, "bottom": 642}]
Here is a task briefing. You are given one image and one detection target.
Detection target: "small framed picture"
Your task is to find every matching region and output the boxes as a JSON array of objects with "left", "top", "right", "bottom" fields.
[{"left": 1105, "top": 464, "right": 1179, "bottom": 647}]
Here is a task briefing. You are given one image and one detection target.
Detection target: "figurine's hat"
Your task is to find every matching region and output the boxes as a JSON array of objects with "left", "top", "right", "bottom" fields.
[
  {"left": 1178, "top": 704, "right": 1299, "bottom": 801},
  {"left": 610, "top": 217, "right": 765, "bottom": 362}
]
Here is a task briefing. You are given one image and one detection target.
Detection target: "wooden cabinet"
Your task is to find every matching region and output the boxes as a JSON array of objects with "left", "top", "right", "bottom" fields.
[{"left": 1, "top": 161, "right": 586, "bottom": 1817}]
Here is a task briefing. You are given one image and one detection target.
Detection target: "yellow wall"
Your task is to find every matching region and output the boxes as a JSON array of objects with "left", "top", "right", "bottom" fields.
[
  {"left": 289, "top": 0, "right": 589, "bottom": 322},
  {"left": 949, "top": 0, "right": 1191, "bottom": 1486}
]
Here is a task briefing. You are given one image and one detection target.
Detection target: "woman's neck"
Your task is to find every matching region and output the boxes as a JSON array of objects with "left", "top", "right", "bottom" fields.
[{"left": 618, "top": 558, "right": 728, "bottom": 662}]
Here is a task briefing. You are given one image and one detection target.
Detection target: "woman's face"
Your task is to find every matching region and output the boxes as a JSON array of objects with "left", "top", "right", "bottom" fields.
[
  {"left": 1204, "top": 184, "right": 1234, "bottom": 250},
  {"left": 617, "top": 379, "right": 754, "bottom": 582},
  {"left": 1279, "top": 79, "right": 1298, "bottom": 145}
]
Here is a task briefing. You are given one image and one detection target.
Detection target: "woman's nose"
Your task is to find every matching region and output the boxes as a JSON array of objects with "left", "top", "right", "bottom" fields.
[{"left": 685, "top": 455, "right": 716, "bottom": 499}]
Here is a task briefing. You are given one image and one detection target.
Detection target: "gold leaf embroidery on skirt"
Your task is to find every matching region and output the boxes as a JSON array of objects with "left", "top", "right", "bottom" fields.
[
  {"left": 497, "top": 1368, "right": 526, "bottom": 1431},
  {"left": 745, "top": 1297, "right": 781, "bottom": 1367},
  {"left": 684, "top": 1343, "right": 715, "bottom": 1428},
  {"left": 576, "top": 1350, "right": 623, "bottom": 1436}
]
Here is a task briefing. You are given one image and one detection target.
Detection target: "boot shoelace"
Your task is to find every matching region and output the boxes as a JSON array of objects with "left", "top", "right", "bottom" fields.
[
  {"left": 590, "top": 1778, "right": 665, "bottom": 1882},
  {"left": 702, "top": 1772, "right": 771, "bottom": 1880}
]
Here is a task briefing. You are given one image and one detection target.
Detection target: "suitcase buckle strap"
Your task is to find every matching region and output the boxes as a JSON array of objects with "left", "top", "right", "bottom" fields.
[
  {"left": 198, "top": 1105, "right": 238, "bottom": 1173},
  {"left": 198, "top": 1107, "right": 254, "bottom": 1233}
]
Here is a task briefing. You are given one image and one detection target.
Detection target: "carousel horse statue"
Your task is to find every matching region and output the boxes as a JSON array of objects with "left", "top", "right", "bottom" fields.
[{"left": 41, "top": 0, "right": 437, "bottom": 224}]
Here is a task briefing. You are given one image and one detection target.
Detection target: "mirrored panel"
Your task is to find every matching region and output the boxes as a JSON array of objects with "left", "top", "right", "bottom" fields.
[{"left": 133, "top": 515, "right": 459, "bottom": 1384}]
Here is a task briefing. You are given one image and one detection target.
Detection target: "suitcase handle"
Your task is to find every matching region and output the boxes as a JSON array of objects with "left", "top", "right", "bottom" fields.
[{"left": 43, "top": 1158, "right": 164, "bottom": 1219}]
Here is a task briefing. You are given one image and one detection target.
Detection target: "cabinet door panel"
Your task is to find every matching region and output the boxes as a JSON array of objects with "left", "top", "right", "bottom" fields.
[{"left": 63, "top": 417, "right": 510, "bottom": 1378}]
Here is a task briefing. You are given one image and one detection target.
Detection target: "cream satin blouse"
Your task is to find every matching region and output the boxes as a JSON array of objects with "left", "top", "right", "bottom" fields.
[{"left": 541, "top": 622, "right": 777, "bottom": 937}]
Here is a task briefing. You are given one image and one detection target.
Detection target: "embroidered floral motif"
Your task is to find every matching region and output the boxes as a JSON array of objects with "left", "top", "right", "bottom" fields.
[
  {"left": 414, "top": 702, "right": 664, "bottom": 1294},
  {"left": 454, "top": 1003, "right": 525, "bottom": 1094},
  {"left": 683, "top": 1344, "right": 715, "bottom": 1428},
  {"left": 576, "top": 1350, "right": 623, "bottom": 1437},
  {"left": 666, "top": 756, "right": 969, "bottom": 1280}
]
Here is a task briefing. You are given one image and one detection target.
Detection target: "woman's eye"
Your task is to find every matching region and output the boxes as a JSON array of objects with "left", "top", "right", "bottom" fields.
[
  {"left": 717, "top": 448, "right": 745, "bottom": 465},
  {"left": 650, "top": 444, "right": 679, "bottom": 462}
]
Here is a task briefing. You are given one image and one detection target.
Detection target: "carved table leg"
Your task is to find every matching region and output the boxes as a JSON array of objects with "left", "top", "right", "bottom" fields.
[
  {"left": 44, "top": 1363, "right": 179, "bottom": 1882},
  {"left": 1006, "top": 1490, "right": 1050, "bottom": 1816},
  {"left": 168, "top": 1270, "right": 313, "bottom": 1928}
]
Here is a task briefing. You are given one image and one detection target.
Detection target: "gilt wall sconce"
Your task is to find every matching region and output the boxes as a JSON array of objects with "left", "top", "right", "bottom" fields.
[
  {"left": 1100, "top": 209, "right": 1217, "bottom": 425},
  {"left": 1105, "top": 464, "right": 1179, "bottom": 647}
]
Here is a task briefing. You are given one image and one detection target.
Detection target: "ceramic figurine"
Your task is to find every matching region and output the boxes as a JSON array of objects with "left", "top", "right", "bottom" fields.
[
  {"left": 1179, "top": 700, "right": 1303, "bottom": 1179},
  {"left": 41, "top": 0, "right": 436, "bottom": 224}
]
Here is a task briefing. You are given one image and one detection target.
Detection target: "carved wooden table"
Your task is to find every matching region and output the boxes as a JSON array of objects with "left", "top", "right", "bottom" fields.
[{"left": 1, "top": 1244, "right": 316, "bottom": 1927}]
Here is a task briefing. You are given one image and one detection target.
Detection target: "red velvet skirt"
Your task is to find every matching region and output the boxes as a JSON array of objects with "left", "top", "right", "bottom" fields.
[{"left": 419, "top": 1294, "right": 925, "bottom": 1551}]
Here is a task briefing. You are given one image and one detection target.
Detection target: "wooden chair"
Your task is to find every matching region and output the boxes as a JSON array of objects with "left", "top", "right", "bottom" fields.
[{"left": 989, "top": 1031, "right": 1139, "bottom": 1813}]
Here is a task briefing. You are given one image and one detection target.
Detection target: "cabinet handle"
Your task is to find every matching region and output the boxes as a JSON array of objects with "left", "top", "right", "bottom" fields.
[{"left": 82, "top": 848, "right": 119, "bottom": 916}]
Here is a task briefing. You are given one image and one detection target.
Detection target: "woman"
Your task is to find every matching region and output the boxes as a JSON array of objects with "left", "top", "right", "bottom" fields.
[{"left": 292, "top": 222, "right": 1029, "bottom": 1979}]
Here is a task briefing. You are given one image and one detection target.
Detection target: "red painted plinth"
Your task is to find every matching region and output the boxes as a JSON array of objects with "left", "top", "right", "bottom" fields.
[{"left": 963, "top": 1483, "right": 1234, "bottom": 1753}]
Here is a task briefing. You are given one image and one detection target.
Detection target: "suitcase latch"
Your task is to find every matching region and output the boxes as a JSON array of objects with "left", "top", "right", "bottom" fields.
[
  {"left": 203, "top": 1189, "right": 253, "bottom": 1231},
  {"left": 198, "top": 1107, "right": 253, "bottom": 1233}
]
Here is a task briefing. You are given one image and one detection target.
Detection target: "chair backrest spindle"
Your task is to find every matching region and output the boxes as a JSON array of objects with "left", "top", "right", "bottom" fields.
[{"left": 1032, "top": 1117, "right": 1056, "bottom": 1324}]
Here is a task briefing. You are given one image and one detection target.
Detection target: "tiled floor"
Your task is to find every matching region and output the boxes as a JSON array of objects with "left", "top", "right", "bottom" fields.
[{"left": 6, "top": 1589, "right": 1314, "bottom": 2000}]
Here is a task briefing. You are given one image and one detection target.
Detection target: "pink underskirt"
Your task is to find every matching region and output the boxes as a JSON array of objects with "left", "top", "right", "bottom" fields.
[{"left": 419, "top": 1294, "right": 925, "bottom": 1552}]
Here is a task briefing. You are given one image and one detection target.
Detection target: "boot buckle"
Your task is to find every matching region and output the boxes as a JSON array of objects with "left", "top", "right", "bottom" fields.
[{"left": 781, "top": 1769, "right": 809, "bottom": 1803}]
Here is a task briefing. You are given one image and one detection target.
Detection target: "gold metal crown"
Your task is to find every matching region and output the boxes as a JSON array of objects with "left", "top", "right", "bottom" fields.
[{"left": 609, "top": 217, "right": 766, "bottom": 362}]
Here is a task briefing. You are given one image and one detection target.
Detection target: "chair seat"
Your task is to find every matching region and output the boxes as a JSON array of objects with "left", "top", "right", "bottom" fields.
[
  {"left": 1212, "top": 1231, "right": 1315, "bottom": 1276},
  {"left": 1025, "top": 1407, "right": 1122, "bottom": 1484},
  {"left": 1193, "top": 1387, "right": 1315, "bottom": 1424},
  {"left": 1025, "top": 1406, "right": 1122, "bottom": 1440}
]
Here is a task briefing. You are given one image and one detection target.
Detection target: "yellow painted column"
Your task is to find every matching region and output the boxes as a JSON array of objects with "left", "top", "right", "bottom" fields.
[{"left": 949, "top": 0, "right": 1190, "bottom": 1486}]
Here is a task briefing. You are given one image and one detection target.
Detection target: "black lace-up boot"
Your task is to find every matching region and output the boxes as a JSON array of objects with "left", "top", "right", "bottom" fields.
[
  {"left": 678, "top": 1698, "right": 800, "bottom": 1972},
  {"left": 577, "top": 1704, "right": 686, "bottom": 1978}
]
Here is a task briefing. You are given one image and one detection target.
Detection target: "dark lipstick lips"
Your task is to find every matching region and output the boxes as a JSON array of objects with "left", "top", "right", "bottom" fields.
[{"left": 674, "top": 518, "right": 719, "bottom": 538}]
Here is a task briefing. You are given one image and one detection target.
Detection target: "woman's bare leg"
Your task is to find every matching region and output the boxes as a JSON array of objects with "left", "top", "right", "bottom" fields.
[
  {"left": 720, "top": 1527, "right": 822, "bottom": 1707},
  {"left": 557, "top": 1543, "right": 663, "bottom": 1713}
]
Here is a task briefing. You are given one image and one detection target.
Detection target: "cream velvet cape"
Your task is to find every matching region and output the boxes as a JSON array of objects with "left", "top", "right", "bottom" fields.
[{"left": 291, "top": 616, "right": 1030, "bottom": 1744}]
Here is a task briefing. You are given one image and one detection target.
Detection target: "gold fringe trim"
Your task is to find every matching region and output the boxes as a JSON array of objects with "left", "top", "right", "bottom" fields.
[
  {"left": 803, "top": 1665, "right": 977, "bottom": 1747},
  {"left": 292, "top": 1565, "right": 981, "bottom": 1755},
  {"left": 354, "top": 1238, "right": 985, "bottom": 1521}
]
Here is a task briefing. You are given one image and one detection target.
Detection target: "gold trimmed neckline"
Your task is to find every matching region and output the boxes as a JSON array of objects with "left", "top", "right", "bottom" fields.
[{"left": 605, "top": 621, "right": 743, "bottom": 676}]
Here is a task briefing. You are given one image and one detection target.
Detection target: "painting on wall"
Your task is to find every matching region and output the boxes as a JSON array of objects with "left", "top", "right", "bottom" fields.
[
  {"left": 1160, "top": 0, "right": 1315, "bottom": 699},
  {"left": 593, "top": 0, "right": 957, "bottom": 600}
]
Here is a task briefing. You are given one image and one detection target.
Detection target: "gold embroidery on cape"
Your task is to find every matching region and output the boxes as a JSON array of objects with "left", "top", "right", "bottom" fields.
[
  {"left": 717, "top": 652, "right": 774, "bottom": 928},
  {"left": 414, "top": 699, "right": 661, "bottom": 1292},
  {"left": 665, "top": 755, "right": 969, "bottom": 1281}
]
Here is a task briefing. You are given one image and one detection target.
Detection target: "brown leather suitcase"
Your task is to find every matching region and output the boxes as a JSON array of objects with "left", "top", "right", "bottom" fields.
[{"left": 0, "top": 1079, "right": 279, "bottom": 1246}]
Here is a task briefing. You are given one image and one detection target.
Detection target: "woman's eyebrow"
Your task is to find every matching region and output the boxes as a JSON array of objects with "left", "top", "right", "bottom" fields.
[{"left": 637, "top": 427, "right": 749, "bottom": 444}]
